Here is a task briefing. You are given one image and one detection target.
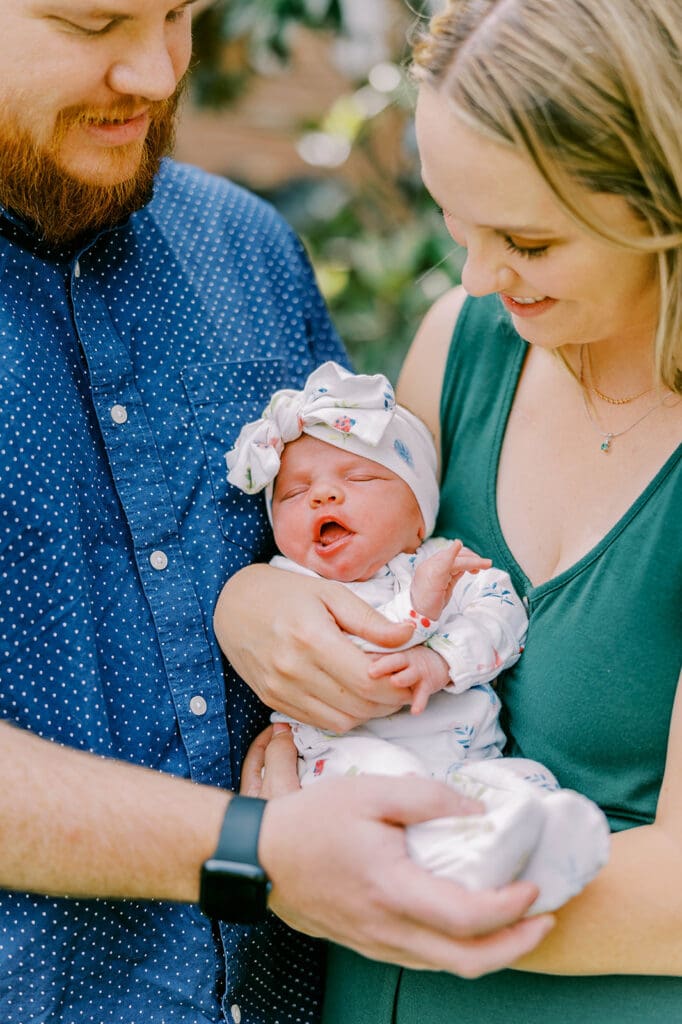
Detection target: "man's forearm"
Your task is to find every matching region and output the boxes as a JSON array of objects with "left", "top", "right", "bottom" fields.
[{"left": 0, "top": 721, "right": 230, "bottom": 902}]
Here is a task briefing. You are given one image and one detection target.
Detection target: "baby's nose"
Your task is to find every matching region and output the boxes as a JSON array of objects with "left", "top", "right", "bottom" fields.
[{"left": 310, "top": 483, "right": 343, "bottom": 507}]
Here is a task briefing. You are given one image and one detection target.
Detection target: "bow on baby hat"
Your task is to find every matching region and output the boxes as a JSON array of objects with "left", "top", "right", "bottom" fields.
[
  {"left": 225, "top": 361, "right": 440, "bottom": 537},
  {"left": 226, "top": 361, "right": 395, "bottom": 493}
]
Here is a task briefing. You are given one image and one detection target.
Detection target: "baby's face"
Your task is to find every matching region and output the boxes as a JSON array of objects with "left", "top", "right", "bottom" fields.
[{"left": 271, "top": 435, "right": 424, "bottom": 582}]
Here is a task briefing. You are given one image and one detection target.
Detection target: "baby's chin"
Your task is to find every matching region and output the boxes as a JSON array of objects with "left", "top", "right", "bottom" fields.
[{"left": 312, "top": 559, "right": 381, "bottom": 584}]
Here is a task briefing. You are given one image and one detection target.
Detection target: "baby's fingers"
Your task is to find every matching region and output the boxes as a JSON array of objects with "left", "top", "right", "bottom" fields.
[
  {"left": 367, "top": 652, "right": 409, "bottom": 679},
  {"left": 410, "top": 682, "right": 431, "bottom": 715},
  {"left": 389, "top": 666, "right": 422, "bottom": 690}
]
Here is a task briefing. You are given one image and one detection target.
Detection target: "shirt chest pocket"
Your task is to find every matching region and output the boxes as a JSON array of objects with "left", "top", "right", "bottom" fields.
[{"left": 182, "top": 358, "right": 292, "bottom": 553}]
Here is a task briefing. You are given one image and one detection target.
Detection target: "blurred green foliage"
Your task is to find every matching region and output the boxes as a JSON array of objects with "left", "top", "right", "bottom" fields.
[
  {"left": 263, "top": 173, "right": 463, "bottom": 381},
  {"left": 191, "top": 0, "right": 342, "bottom": 107},
  {"left": 191, "top": 1, "right": 462, "bottom": 379}
]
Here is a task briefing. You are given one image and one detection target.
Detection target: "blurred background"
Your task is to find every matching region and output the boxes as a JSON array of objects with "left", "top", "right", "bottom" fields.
[{"left": 177, "top": 0, "right": 463, "bottom": 381}]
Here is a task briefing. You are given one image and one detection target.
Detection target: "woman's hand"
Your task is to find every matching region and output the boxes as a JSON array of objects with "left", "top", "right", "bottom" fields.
[
  {"left": 240, "top": 723, "right": 301, "bottom": 799},
  {"left": 215, "top": 564, "right": 416, "bottom": 732}
]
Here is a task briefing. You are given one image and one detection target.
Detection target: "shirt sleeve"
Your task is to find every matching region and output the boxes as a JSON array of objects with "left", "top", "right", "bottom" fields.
[{"left": 426, "top": 567, "right": 528, "bottom": 693}]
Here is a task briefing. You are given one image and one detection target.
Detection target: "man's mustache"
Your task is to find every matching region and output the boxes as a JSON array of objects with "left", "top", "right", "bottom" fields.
[{"left": 55, "top": 98, "right": 172, "bottom": 135}]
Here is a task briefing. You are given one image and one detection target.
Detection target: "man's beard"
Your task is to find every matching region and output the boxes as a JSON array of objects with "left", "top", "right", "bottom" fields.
[{"left": 0, "top": 82, "right": 185, "bottom": 247}]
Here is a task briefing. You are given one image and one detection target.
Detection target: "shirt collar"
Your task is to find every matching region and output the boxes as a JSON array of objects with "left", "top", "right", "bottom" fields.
[
  {"left": 0, "top": 196, "right": 145, "bottom": 262},
  {"left": 0, "top": 160, "right": 169, "bottom": 260},
  {"left": 0, "top": 203, "right": 99, "bottom": 261}
]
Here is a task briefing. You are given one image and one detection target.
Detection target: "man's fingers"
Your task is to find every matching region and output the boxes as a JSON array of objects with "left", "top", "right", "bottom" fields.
[
  {"left": 262, "top": 776, "right": 553, "bottom": 978},
  {"left": 241, "top": 725, "right": 301, "bottom": 798},
  {"left": 370, "top": 774, "right": 484, "bottom": 824},
  {"left": 397, "top": 865, "right": 543, "bottom": 939},
  {"left": 353, "top": 909, "right": 555, "bottom": 977}
]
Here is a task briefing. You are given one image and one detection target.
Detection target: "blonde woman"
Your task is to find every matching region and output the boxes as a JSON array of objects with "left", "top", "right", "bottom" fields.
[{"left": 219, "top": 1, "right": 681, "bottom": 1019}]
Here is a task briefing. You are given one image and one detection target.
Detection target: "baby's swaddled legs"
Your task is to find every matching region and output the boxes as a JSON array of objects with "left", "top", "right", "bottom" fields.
[
  {"left": 442, "top": 759, "right": 611, "bottom": 913},
  {"left": 284, "top": 717, "right": 610, "bottom": 914},
  {"left": 406, "top": 771, "right": 546, "bottom": 891},
  {"left": 293, "top": 727, "right": 427, "bottom": 783},
  {"left": 289, "top": 722, "right": 550, "bottom": 894}
]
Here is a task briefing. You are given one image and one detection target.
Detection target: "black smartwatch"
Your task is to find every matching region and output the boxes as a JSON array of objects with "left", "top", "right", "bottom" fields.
[{"left": 199, "top": 796, "right": 272, "bottom": 923}]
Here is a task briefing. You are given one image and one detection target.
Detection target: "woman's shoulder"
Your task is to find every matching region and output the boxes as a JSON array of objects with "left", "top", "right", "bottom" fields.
[{"left": 419, "top": 284, "right": 471, "bottom": 335}]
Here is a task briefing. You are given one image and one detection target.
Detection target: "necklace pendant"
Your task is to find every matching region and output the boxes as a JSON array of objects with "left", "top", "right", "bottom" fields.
[{"left": 600, "top": 435, "right": 613, "bottom": 453}]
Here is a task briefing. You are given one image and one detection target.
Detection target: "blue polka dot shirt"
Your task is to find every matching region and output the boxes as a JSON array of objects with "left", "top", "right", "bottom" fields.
[{"left": 0, "top": 160, "right": 348, "bottom": 1024}]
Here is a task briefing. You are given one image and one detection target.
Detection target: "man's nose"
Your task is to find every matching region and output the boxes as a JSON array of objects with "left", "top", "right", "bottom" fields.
[{"left": 106, "top": 32, "right": 186, "bottom": 102}]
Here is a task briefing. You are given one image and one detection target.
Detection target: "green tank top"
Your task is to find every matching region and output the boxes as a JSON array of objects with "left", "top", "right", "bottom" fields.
[{"left": 324, "top": 294, "right": 682, "bottom": 1023}]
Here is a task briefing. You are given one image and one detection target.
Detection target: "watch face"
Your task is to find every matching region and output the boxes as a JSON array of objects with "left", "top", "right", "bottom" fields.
[{"left": 200, "top": 858, "right": 272, "bottom": 924}]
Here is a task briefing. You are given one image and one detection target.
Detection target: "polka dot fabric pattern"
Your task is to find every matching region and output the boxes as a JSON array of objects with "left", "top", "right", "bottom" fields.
[{"left": 0, "top": 160, "right": 348, "bottom": 1023}]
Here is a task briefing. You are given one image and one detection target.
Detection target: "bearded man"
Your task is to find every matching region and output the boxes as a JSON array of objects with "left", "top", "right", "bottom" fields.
[{"left": 0, "top": 4, "right": 549, "bottom": 1022}]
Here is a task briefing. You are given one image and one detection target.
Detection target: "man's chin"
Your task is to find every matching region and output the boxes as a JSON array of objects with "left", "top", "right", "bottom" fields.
[
  {"left": 0, "top": 157, "right": 161, "bottom": 248},
  {"left": 58, "top": 140, "right": 149, "bottom": 190},
  {"left": 0, "top": 92, "right": 180, "bottom": 247}
]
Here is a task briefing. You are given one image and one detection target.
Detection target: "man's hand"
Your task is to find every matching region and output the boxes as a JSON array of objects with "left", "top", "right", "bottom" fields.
[
  {"left": 257, "top": 741, "right": 554, "bottom": 977},
  {"left": 215, "top": 564, "right": 416, "bottom": 732}
]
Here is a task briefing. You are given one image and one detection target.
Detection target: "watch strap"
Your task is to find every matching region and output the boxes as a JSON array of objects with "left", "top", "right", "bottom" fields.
[
  {"left": 213, "top": 795, "right": 267, "bottom": 865},
  {"left": 199, "top": 795, "right": 271, "bottom": 923}
]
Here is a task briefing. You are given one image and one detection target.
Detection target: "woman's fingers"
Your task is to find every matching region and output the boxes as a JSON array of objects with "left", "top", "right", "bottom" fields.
[
  {"left": 241, "top": 724, "right": 301, "bottom": 799},
  {"left": 239, "top": 725, "right": 272, "bottom": 796}
]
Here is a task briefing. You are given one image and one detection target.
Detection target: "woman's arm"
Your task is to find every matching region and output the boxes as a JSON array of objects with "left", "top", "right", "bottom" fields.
[{"left": 514, "top": 672, "right": 682, "bottom": 975}]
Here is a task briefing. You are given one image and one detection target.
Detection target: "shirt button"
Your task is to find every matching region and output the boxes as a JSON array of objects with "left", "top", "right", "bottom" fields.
[
  {"left": 230, "top": 1006, "right": 242, "bottom": 1024},
  {"left": 74, "top": 261, "right": 81, "bottom": 279},
  {"left": 150, "top": 550, "right": 168, "bottom": 571},
  {"left": 189, "top": 695, "right": 207, "bottom": 717},
  {"left": 110, "top": 404, "right": 128, "bottom": 424}
]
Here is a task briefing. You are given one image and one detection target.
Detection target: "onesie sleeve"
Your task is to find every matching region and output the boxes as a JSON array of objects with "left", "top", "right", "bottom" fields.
[
  {"left": 347, "top": 551, "right": 443, "bottom": 653},
  {"left": 426, "top": 568, "right": 528, "bottom": 693}
]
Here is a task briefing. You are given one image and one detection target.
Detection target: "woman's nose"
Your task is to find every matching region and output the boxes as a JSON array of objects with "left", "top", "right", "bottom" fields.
[{"left": 459, "top": 239, "right": 516, "bottom": 297}]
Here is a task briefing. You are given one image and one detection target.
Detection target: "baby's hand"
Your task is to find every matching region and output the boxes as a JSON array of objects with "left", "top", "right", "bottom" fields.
[
  {"left": 410, "top": 540, "right": 491, "bottom": 621},
  {"left": 368, "top": 646, "right": 450, "bottom": 715}
]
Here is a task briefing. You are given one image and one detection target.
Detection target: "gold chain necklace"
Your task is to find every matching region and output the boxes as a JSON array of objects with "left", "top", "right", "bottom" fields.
[
  {"left": 581, "top": 344, "right": 655, "bottom": 406},
  {"left": 580, "top": 388, "right": 675, "bottom": 453}
]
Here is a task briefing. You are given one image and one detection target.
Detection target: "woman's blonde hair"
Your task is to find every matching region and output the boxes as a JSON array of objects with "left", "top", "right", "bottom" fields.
[{"left": 412, "top": 0, "right": 682, "bottom": 391}]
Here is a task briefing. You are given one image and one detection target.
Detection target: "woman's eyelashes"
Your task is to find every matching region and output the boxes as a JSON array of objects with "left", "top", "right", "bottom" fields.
[
  {"left": 437, "top": 206, "right": 551, "bottom": 260},
  {"left": 503, "top": 236, "right": 550, "bottom": 259}
]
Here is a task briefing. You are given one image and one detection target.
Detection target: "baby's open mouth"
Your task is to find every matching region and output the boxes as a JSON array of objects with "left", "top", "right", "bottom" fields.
[{"left": 317, "top": 521, "right": 352, "bottom": 547}]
